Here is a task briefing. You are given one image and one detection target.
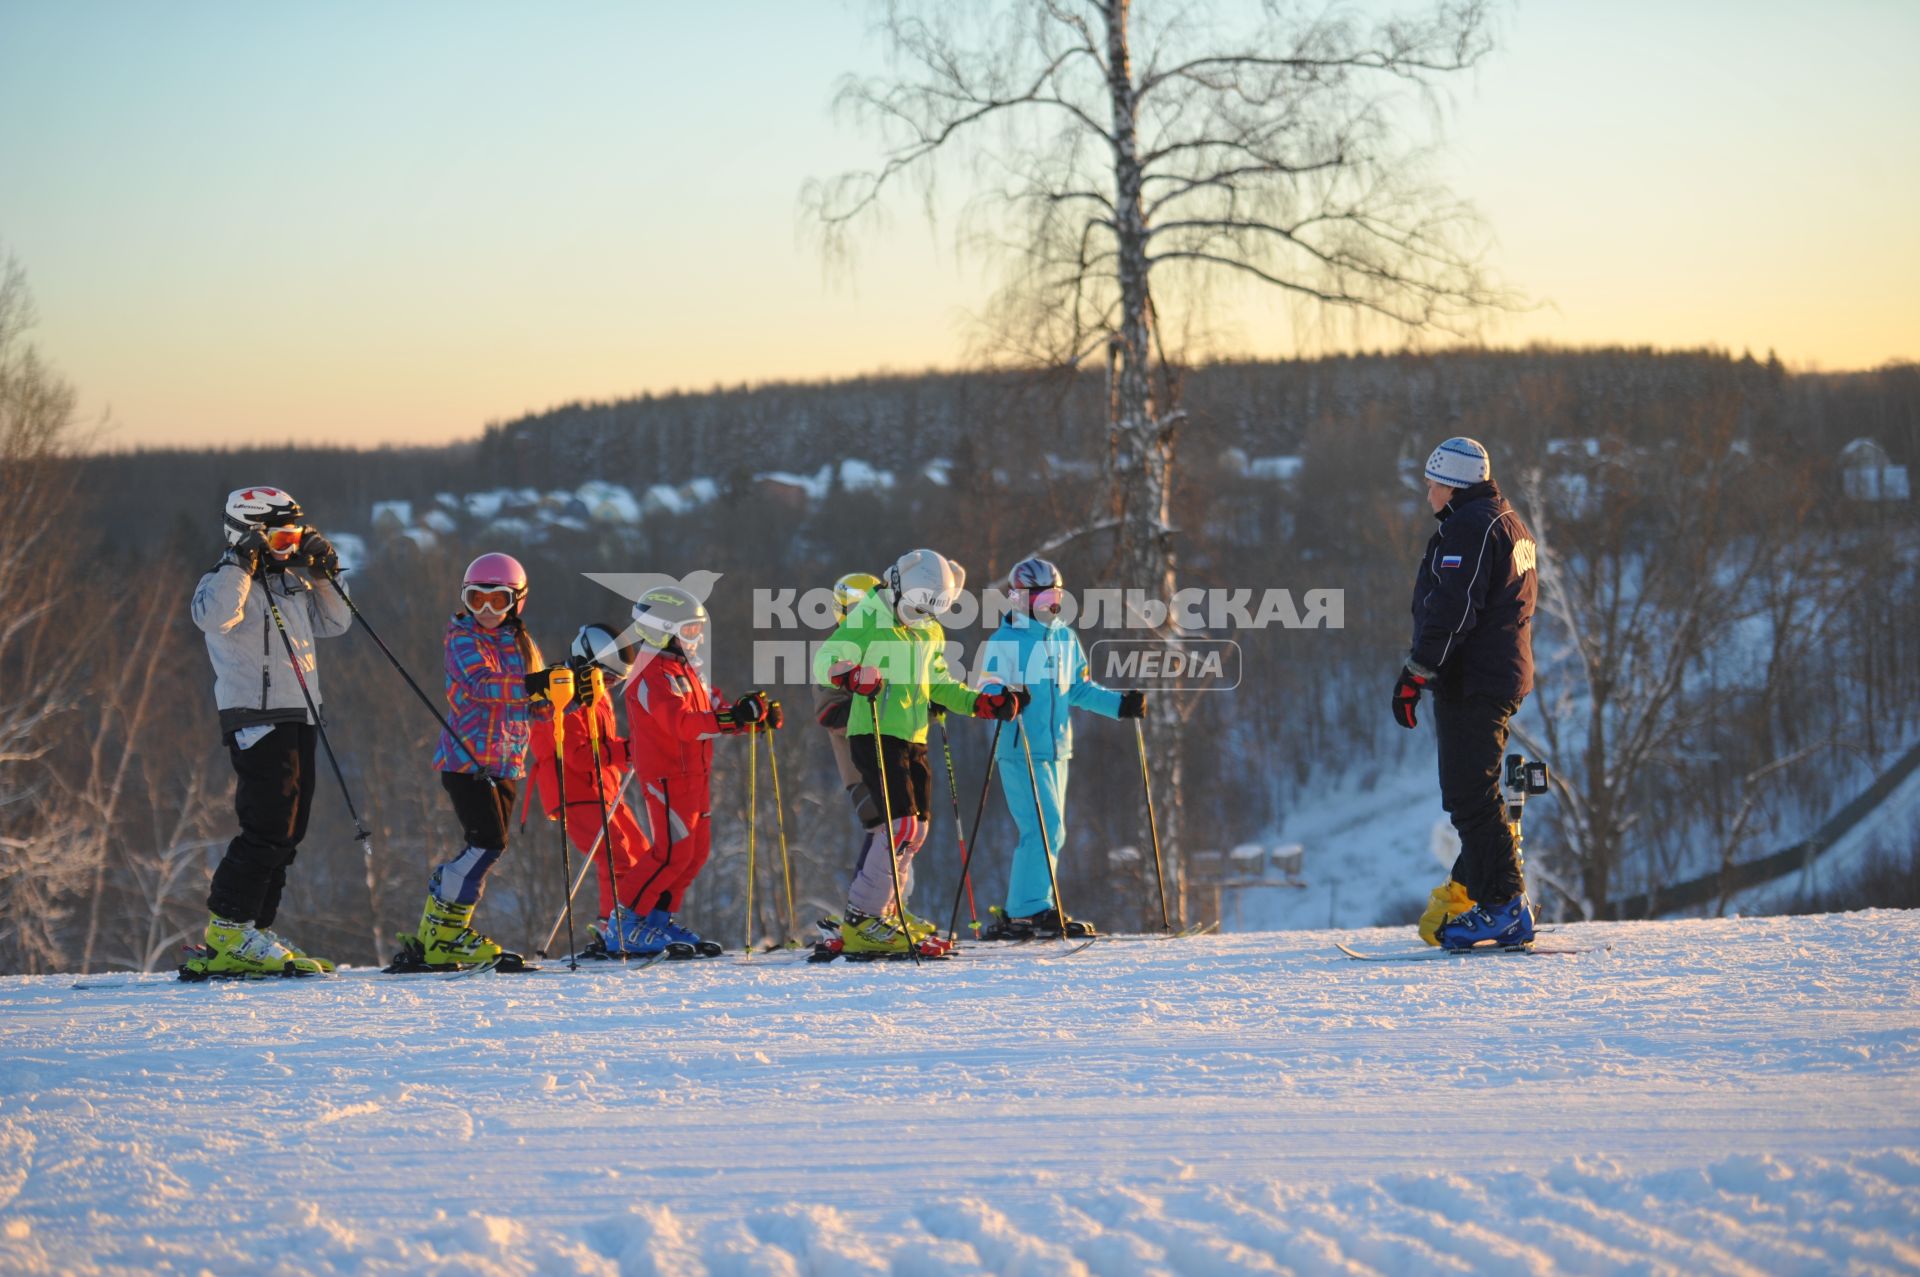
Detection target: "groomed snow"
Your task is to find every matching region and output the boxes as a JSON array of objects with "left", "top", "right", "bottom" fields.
[{"left": 2, "top": 913, "right": 1916, "bottom": 1275}]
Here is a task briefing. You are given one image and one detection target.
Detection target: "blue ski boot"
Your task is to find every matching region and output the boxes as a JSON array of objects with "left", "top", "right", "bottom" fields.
[
  {"left": 1437, "top": 894, "right": 1535, "bottom": 951},
  {"left": 597, "top": 906, "right": 674, "bottom": 958},
  {"left": 649, "top": 909, "right": 723, "bottom": 957}
]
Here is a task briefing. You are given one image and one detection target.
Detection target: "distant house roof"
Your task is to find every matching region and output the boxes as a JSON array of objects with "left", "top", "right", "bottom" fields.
[
  {"left": 370, "top": 500, "right": 412, "bottom": 530},
  {"left": 1840, "top": 437, "right": 1910, "bottom": 502}
]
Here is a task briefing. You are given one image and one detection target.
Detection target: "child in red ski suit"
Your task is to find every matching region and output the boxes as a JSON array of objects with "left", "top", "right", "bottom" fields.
[
  {"left": 527, "top": 666, "right": 648, "bottom": 942},
  {"left": 620, "top": 584, "right": 773, "bottom": 956}
]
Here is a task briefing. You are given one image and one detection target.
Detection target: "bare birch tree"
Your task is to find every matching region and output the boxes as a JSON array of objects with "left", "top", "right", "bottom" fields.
[
  {"left": 0, "top": 252, "right": 97, "bottom": 972},
  {"left": 809, "top": 0, "right": 1507, "bottom": 921}
]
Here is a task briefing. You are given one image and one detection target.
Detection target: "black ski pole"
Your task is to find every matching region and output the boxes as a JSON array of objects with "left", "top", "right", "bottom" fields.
[
  {"left": 943, "top": 719, "right": 1003, "bottom": 942},
  {"left": 935, "top": 710, "right": 979, "bottom": 931},
  {"left": 265, "top": 574, "right": 378, "bottom": 964},
  {"left": 1135, "top": 718, "right": 1172, "bottom": 933},
  {"left": 743, "top": 720, "right": 759, "bottom": 959},
  {"left": 320, "top": 569, "right": 492, "bottom": 779},
  {"left": 866, "top": 690, "right": 918, "bottom": 964},
  {"left": 1015, "top": 716, "right": 1071, "bottom": 946}
]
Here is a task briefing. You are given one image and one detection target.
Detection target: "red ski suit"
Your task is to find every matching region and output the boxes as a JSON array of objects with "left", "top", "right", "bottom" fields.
[
  {"left": 527, "top": 692, "right": 648, "bottom": 917},
  {"left": 622, "top": 650, "right": 729, "bottom": 913}
]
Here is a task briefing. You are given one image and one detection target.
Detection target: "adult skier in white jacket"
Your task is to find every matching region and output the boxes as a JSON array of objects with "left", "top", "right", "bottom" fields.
[{"left": 187, "top": 487, "right": 352, "bottom": 977}]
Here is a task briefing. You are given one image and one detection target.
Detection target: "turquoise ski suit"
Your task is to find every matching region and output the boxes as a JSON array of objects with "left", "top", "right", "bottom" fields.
[{"left": 978, "top": 612, "right": 1124, "bottom": 918}]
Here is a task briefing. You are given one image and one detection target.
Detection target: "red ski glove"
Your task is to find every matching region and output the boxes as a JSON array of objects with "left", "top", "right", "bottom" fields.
[
  {"left": 973, "top": 684, "right": 1024, "bottom": 721},
  {"left": 828, "top": 662, "right": 883, "bottom": 697}
]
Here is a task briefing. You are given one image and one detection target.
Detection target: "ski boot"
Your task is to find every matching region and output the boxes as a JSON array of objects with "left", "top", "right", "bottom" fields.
[
  {"left": 981, "top": 906, "right": 1094, "bottom": 940},
  {"left": 975, "top": 906, "right": 1027, "bottom": 942},
  {"left": 1436, "top": 894, "right": 1535, "bottom": 951},
  {"left": 589, "top": 907, "right": 692, "bottom": 960},
  {"left": 650, "top": 909, "right": 723, "bottom": 958},
  {"left": 182, "top": 915, "right": 327, "bottom": 980},
  {"left": 890, "top": 910, "right": 953, "bottom": 954},
  {"left": 1419, "top": 880, "right": 1475, "bottom": 947},
  {"left": 401, "top": 894, "right": 504, "bottom": 968},
  {"left": 258, "top": 927, "right": 336, "bottom": 973},
  {"left": 835, "top": 910, "right": 952, "bottom": 960}
]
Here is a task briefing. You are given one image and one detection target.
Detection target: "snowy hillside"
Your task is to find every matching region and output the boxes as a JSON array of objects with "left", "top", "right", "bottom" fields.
[{"left": 3, "top": 913, "right": 1917, "bottom": 1275}]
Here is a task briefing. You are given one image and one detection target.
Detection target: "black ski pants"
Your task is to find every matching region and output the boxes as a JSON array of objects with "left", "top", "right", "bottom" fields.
[
  {"left": 207, "top": 721, "right": 317, "bottom": 928},
  {"left": 1433, "top": 693, "right": 1527, "bottom": 905},
  {"left": 848, "top": 733, "right": 932, "bottom": 827}
]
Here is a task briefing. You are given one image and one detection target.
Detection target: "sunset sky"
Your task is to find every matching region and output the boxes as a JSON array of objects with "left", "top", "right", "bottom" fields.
[{"left": 2, "top": 1, "right": 1915, "bottom": 449}]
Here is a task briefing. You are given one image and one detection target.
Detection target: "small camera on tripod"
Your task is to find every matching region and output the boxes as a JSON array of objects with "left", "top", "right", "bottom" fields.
[{"left": 1504, "top": 753, "right": 1550, "bottom": 798}]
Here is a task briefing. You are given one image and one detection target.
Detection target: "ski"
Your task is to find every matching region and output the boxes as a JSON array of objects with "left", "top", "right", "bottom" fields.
[
  {"left": 1100, "top": 921, "right": 1219, "bottom": 943},
  {"left": 1334, "top": 940, "right": 1587, "bottom": 962}
]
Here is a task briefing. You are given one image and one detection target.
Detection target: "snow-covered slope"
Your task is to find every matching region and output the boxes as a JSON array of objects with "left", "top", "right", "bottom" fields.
[{"left": 2, "top": 914, "right": 1917, "bottom": 1276}]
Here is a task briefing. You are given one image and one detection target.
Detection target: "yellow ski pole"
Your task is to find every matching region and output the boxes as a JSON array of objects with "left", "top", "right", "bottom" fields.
[{"left": 766, "top": 720, "right": 798, "bottom": 946}]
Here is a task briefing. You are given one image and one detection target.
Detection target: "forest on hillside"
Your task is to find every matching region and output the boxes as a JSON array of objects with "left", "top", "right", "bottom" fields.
[{"left": 5, "top": 345, "right": 1918, "bottom": 973}]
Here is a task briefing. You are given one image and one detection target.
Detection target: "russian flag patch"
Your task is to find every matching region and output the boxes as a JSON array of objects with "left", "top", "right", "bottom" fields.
[{"left": 1440, "top": 554, "right": 1463, "bottom": 569}]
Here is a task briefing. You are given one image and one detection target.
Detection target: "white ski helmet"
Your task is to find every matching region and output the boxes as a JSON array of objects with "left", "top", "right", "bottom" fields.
[
  {"left": 1424, "top": 437, "right": 1492, "bottom": 489},
  {"left": 223, "top": 486, "right": 303, "bottom": 546},
  {"left": 571, "top": 621, "right": 637, "bottom": 678},
  {"left": 887, "top": 548, "right": 965, "bottom": 624}
]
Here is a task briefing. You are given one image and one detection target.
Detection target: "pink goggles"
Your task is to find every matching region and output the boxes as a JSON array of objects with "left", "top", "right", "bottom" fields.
[{"left": 1028, "top": 587, "right": 1064, "bottom": 611}]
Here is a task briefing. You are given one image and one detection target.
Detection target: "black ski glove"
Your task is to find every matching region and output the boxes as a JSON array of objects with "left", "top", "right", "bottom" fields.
[
  {"left": 1118, "top": 690, "right": 1147, "bottom": 719},
  {"left": 229, "top": 530, "right": 267, "bottom": 577},
  {"left": 298, "top": 528, "right": 339, "bottom": 575},
  {"left": 730, "top": 690, "right": 769, "bottom": 726}
]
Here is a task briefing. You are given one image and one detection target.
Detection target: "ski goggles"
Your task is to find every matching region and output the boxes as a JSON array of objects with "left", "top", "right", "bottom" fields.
[
  {"left": 262, "top": 526, "right": 304, "bottom": 554},
  {"left": 638, "top": 616, "right": 705, "bottom": 645},
  {"left": 1028, "top": 586, "right": 1064, "bottom": 612},
  {"left": 463, "top": 585, "right": 517, "bottom": 614}
]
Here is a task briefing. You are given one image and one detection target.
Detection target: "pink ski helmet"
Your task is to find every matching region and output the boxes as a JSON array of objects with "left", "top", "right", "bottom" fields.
[{"left": 461, "top": 551, "right": 529, "bottom": 616}]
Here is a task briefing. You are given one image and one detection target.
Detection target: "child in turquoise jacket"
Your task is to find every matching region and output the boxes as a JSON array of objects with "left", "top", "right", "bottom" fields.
[{"left": 978, "top": 557, "right": 1144, "bottom": 937}]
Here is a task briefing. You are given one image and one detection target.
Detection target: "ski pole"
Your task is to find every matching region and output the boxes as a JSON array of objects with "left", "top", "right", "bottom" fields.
[
  {"left": 547, "top": 683, "right": 580, "bottom": 970},
  {"left": 935, "top": 710, "right": 979, "bottom": 930},
  {"left": 867, "top": 690, "right": 918, "bottom": 964},
  {"left": 943, "top": 719, "right": 1003, "bottom": 941},
  {"left": 1016, "top": 716, "right": 1071, "bottom": 946},
  {"left": 743, "top": 718, "right": 758, "bottom": 960},
  {"left": 267, "top": 573, "right": 379, "bottom": 964},
  {"left": 765, "top": 723, "right": 798, "bottom": 945},
  {"left": 1135, "top": 718, "right": 1172, "bottom": 933},
  {"left": 583, "top": 670, "right": 629, "bottom": 924},
  {"left": 320, "top": 569, "right": 493, "bottom": 779},
  {"left": 537, "top": 770, "right": 633, "bottom": 956}
]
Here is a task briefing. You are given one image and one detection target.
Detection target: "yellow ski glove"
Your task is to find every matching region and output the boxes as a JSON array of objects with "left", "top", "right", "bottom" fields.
[{"left": 1418, "top": 879, "right": 1475, "bottom": 946}]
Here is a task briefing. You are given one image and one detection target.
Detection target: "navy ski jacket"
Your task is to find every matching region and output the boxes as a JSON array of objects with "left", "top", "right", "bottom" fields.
[{"left": 1408, "top": 480, "right": 1538, "bottom": 700}]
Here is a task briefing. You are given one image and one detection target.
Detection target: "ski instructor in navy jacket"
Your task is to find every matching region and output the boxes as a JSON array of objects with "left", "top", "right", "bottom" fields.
[{"left": 1393, "top": 437, "right": 1540, "bottom": 950}]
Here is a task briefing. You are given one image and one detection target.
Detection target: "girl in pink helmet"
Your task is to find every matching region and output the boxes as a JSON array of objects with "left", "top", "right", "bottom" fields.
[{"left": 396, "top": 552, "right": 574, "bottom": 970}]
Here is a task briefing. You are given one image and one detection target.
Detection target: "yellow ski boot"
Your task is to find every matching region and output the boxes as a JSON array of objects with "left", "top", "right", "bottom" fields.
[
  {"left": 183, "top": 915, "right": 327, "bottom": 980},
  {"left": 257, "top": 928, "right": 335, "bottom": 973},
  {"left": 839, "top": 911, "right": 951, "bottom": 960},
  {"left": 415, "top": 895, "right": 503, "bottom": 967}
]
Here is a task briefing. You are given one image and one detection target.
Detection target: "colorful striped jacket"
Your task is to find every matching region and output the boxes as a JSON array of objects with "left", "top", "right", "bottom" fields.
[{"left": 433, "top": 613, "right": 546, "bottom": 777}]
